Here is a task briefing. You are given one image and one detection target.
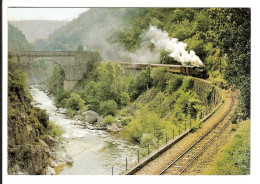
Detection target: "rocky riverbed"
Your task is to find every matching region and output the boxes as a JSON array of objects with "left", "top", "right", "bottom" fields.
[{"left": 29, "top": 85, "right": 137, "bottom": 175}]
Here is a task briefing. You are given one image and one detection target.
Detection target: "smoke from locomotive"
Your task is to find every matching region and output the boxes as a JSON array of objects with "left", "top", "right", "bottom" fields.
[{"left": 144, "top": 26, "right": 204, "bottom": 67}]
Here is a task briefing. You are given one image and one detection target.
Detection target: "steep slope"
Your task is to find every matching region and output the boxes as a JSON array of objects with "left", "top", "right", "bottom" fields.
[
  {"left": 9, "top": 20, "right": 67, "bottom": 43},
  {"left": 8, "top": 23, "right": 33, "bottom": 51},
  {"left": 8, "top": 23, "right": 58, "bottom": 175},
  {"left": 33, "top": 8, "right": 139, "bottom": 61},
  {"left": 8, "top": 59, "right": 57, "bottom": 174}
]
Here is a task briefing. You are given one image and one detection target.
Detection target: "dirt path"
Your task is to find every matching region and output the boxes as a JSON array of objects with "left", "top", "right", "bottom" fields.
[{"left": 135, "top": 89, "right": 237, "bottom": 175}]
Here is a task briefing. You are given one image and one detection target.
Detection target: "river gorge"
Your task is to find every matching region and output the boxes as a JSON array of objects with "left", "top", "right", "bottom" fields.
[{"left": 29, "top": 86, "right": 137, "bottom": 175}]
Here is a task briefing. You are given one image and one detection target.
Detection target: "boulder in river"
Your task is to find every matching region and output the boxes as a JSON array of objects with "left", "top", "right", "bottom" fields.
[
  {"left": 44, "top": 166, "right": 56, "bottom": 175},
  {"left": 58, "top": 108, "right": 68, "bottom": 114},
  {"left": 82, "top": 110, "right": 99, "bottom": 124},
  {"left": 64, "top": 153, "right": 73, "bottom": 165}
]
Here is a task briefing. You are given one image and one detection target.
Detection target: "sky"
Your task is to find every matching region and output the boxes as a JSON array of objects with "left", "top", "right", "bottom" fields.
[{"left": 8, "top": 8, "right": 89, "bottom": 21}]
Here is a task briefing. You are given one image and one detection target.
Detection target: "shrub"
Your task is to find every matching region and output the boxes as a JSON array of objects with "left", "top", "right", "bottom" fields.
[
  {"left": 65, "top": 93, "right": 85, "bottom": 111},
  {"left": 166, "top": 75, "right": 184, "bottom": 93},
  {"left": 102, "top": 115, "right": 115, "bottom": 126},
  {"left": 182, "top": 78, "right": 194, "bottom": 91},
  {"left": 99, "top": 100, "right": 118, "bottom": 116},
  {"left": 55, "top": 89, "right": 71, "bottom": 107},
  {"left": 151, "top": 67, "right": 171, "bottom": 91},
  {"left": 140, "top": 133, "right": 156, "bottom": 147},
  {"left": 120, "top": 92, "right": 130, "bottom": 106},
  {"left": 48, "top": 121, "right": 64, "bottom": 137}
]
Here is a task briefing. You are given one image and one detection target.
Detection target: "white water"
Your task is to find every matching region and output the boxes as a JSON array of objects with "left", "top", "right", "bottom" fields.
[{"left": 29, "top": 86, "right": 137, "bottom": 175}]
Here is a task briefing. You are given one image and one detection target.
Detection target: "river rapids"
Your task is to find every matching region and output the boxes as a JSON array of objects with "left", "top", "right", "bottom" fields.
[{"left": 29, "top": 85, "right": 137, "bottom": 175}]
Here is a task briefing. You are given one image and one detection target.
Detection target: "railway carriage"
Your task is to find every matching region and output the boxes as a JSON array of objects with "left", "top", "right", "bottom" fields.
[{"left": 117, "top": 62, "right": 209, "bottom": 79}]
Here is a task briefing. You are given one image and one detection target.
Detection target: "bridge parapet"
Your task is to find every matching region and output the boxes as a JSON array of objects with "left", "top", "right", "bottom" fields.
[{"left": 9, "top": 51, "right": 101, "bottom": 90}]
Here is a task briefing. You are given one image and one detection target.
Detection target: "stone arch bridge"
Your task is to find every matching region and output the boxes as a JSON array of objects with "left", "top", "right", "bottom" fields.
[{"left": 9, "top": 51, "right": 101, "bottom": 90}]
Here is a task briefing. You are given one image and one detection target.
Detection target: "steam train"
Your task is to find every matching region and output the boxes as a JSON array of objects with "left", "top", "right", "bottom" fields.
[{"left": 117, "top": 62, "right": 209, "bottom": 79}]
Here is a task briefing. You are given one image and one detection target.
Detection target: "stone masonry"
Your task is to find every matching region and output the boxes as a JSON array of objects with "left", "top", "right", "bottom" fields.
[{"left": 9, "top": 51, "right": 101, "bottom": 90}]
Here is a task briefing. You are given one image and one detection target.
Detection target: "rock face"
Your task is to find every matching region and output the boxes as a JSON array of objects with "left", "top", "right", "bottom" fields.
[{"left": 8, "top": 74, "right": 57, "bottom": 175}]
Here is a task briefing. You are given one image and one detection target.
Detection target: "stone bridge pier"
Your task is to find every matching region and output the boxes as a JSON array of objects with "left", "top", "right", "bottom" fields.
[{"left": 9, "top": 51, "right": 101, "bottom": 90}]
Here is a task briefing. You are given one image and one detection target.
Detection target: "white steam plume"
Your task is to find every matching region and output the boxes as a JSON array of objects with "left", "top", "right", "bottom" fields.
[{"left": 142, "top": 25, "right": 204, "bottom": 66}]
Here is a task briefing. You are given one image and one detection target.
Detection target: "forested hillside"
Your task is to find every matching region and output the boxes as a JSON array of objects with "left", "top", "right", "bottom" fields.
[
  {"left": 38, "top": 8, "right": 250, "bottom": 121},
  {"left": 8, "top": 24, "right": 59, "bottom": 175},
  {"left": 9, "top": 20, "right": 67, "bottom": 43},
  {"left": 8, "top": 23, "right": 34, "bottom": 51}
]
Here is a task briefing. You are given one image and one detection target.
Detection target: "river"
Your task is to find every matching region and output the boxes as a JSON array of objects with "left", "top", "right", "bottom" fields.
[{"left": 29, "top": 86, "right": 137, "bottom": 175}]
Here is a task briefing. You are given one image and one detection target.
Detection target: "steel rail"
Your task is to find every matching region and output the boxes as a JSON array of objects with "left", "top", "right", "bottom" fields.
[{"left": 159, "top": 94, "right": 234, "bottom": 175}]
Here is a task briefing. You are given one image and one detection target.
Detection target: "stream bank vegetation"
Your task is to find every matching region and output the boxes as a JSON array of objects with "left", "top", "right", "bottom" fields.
[
  {"left": 8, "top": 58, "right": 65, "bottom": 174},
  {"left": 8, "top": 7, "right": 250, "bottom": 174},
  {"left": 46, "top": 61, "right": 207, "bottom": 158}
]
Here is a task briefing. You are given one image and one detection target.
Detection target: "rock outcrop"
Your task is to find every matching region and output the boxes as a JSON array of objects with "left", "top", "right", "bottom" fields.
[{"left": 8, "top": 67, "right": 58, "bottom": 175}]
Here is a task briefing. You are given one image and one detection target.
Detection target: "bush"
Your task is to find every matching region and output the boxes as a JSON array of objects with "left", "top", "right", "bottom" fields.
[
  {"left": 99, "top": 100, "right": 118, "bottom": 116},
  {"left": 140, "top": 133, "right": 156, "bottom": 147},
  {"left": 166, "top": 75, "right": 184, "bottom": 93},
  {"left": 160, "top": 50, "right": 180, "bottom": 64},
  {"left": 48, "top": 121, "right": 64, "bottom": 137},
  {"left": 102, "top": 115, "right": 115, "bottom": 126},
  {"left": 151, "top": 67, "right": 171, "bottom": 91},
  {"left": 182, "top": 78, "right": 194, "bottom": 91},
  {"left": 55, "top": 89, "right": 71, "bottom": 107},
  {"left": 129, "top": 66, "right": 152, "bottom": 100},
  {"left": 120, "top": 92, "right": 130, "bottom": 106},
  {"left": 65, "top": 93, "right": 86, "bottom": 111}
]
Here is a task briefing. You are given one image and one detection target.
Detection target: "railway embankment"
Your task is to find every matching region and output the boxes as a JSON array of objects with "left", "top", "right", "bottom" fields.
[
  {"left": 122, "top": 78, "right": 225, "bottom": 175},
  {"left": 132, "top": 89, "right": 234, "bottom": 175}
]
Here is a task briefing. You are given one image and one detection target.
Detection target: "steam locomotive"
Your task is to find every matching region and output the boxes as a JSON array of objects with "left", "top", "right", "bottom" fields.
[{"left": 117, "top": 62, "right": 209, "bottom": 79}]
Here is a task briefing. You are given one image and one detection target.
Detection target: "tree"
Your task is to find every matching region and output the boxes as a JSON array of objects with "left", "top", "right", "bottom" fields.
[
  {"left": 151, "top": 67, "right": 171, "bottom": 91},
  {"left": 99, "top": 100, "right": 118, "bottom": 116},
  {"left": 65, "top": 93, "right": 86, "bottom": 111},
  {"left": 207, "top": 8, "right": 250, "bottom": 118}
]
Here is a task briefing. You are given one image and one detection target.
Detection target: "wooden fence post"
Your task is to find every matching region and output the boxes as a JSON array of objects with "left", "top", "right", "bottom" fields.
[
  {"left": 137, "top": 148, "right": 139, "bottom": 163},
  {"left": 126, "top": 158, "right": 128, "bottom": 171}
]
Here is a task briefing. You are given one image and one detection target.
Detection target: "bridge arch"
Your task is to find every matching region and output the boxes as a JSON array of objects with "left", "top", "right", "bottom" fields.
[{"left": 9, "top": 51, "right": 101, "bottom": 90}]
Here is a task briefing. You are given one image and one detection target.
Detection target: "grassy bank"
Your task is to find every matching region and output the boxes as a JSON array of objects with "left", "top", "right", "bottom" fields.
[{"left": 207, "top": 120, "right": 250, "bottom": 175}]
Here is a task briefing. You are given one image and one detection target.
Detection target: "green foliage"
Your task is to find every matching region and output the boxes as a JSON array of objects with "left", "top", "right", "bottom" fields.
[
  {"left": 102, "top": 115, "right": 115, "bottom": 125},
  {"left": 151, "top": 67, "right": 170, "bottom": 91},
  {"left": 48, "top": 121, "right": 64, "bottom": 137},
  {"left": 65, "top": 93, "right": 86, "bottom": 111},
  {"left": 55, "top": 89, "right": 71, "bottom": 108},
  {"left": 120, "top": 92, "right": 130, "bottom": 106},
  {"left": 208, "top": 120, "right": 250, "bottom": 175},
  {"left": 182, "top": 78, "right": 194, "bottom": 91},
  {"left": 8, "top": 59, "right": 27, "bottom": 91},
  {"left": 129, "top": 66, "right": 152, "bottom": 100},
  {"left": 166, "top": 75, "right": 184, "bottom": 93},
  {"left": 125, "top": 109, "right": 162, "bottom": 143},
  {"left": 46, "top": 64, "right": 65, "bottom": 94},
  {"left": 99, "top": 100, "right": 118, "bottom": 116},
  {"left": 206, "top": 8, "right": 250, "bottom": 118},
  {"left": 159, "top": 51, "right": 180, "bottom": 64},
  {"left": 140, "top": 133, "right": 156, "bottom": 147},
  {"left": 34, "top": 107, "right": 49, "bottom": 128},
  {"left": 8, "top": 23, "right": 34, "bottom": 51},
  {"left": 206, "top": 84, "right": 215, "bottom": 101},
  {"left": 37, "top": 8, "right": 250, "bottom": 120}
]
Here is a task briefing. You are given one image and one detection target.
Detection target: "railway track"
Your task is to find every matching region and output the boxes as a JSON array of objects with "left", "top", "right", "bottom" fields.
[{"left": 159, "top": 94, "right": 234, "bottom": 175}]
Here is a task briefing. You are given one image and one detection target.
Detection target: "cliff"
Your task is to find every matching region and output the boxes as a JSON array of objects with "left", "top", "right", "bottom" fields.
[{"left": 8, "top": 60, "right": 57, "bottom": 175}]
